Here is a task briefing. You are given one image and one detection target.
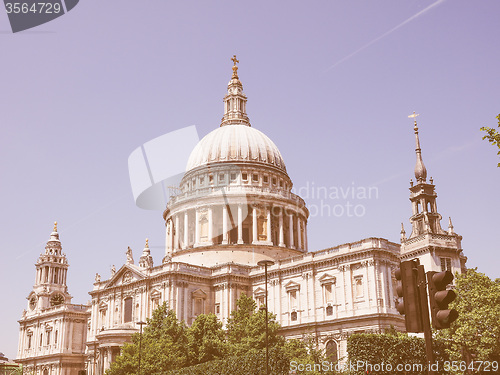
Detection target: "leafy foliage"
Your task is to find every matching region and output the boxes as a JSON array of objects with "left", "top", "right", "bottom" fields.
[
  {"left": 226, "top": 293, "right": 284, "bottom": 355},
  {"left": 107, "top": 295, "right": 339, "bottom": 375},
  {"left": 347, "top": 332, "right": 429, "bottom": 375},
  {"left": 480, "top": 113, "right": 500, "bottom": 167},
  {"left": 187, "top": 313, "right": 227, "bottom": 364},
  {"left": 161, "top": 348, "right": 290, "bottom": 375},
  {"left": 436, "top": 268, "right": 500, "bottom": 373},
  {"left": 106, "top": 303, "right": 188, "bottom": 375}
]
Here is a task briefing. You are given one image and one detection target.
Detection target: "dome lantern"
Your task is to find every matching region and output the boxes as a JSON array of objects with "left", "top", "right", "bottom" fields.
[{"left": 220, "top": 55, "right": 251, "bottom": 127}]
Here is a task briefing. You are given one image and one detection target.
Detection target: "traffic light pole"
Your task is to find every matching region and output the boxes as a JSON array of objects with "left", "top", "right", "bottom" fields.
[{"left": 417, "top": 265, "right": 434, "bottom": 375}]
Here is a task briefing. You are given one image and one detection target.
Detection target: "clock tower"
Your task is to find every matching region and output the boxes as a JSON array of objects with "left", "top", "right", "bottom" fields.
[
  {"left": 29, "top": 222, "right": 72, "bottom": 312},
  {"left": 16, "top": 223, "right": 89, "bottom": 375}
]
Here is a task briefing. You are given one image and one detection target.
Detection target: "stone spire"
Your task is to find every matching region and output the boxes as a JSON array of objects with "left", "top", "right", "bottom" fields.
[
  {"left": 404, "top": 115, "right": 447, "bottom": 240},
  {"left": 400, "top": 223, "right": 407, "bottom": 242},
  {"left": 139, "top": 238, "right": 153, "bottom": 269},
  {"left": 220, "top": 55, "right": 251, "bottom": 127},
  {"left": 409, "top": 112, "right": 427, "bottom": 183},
  {"left": 448, "top": 217, "right": 455, "bottom": 235}
]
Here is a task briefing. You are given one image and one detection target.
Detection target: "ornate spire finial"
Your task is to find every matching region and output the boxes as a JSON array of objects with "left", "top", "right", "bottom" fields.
[
  {"left": 221, "top": 55, "right": 250, "bottom": 127},
  {"left": 53, "top": 221, "right": 58, "bottom": 232},
  {"left": 448, "top": 217, "right": 455, "bottom": 234},
  {"left": 400, "top": 222, "right": 407, "bottom": 242},
  {"left": 409, "top": 111, "right": 427, "bottom": 182},
  {"left": 139, "top": 238, "right": 153, "bottom": 268},
  {"left": 231, "top": 55, "right": 239, "bottom": 78}
]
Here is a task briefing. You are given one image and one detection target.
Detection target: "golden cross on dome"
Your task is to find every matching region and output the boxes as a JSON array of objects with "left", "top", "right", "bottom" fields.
[
  {"left": 53, "top": 221, "right": 58, "bottom": 232},
  {"left": 145, "top": 238, "right": 149, "bottom": 248},
  {"left": 408, "top": 111, "right": 420, "bottom": 125},
  {"left": 231, "top": 55, "right": 239, "bottom": 66}
]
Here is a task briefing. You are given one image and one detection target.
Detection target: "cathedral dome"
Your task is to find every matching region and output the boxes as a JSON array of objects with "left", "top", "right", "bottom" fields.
[{"left": 186, "top": 124, "right": 286, "bottom": 173}]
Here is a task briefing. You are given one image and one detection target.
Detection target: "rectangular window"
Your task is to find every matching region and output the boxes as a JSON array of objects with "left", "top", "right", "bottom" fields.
[
  {"left": 194, "top": 298, "right": 203, "bottom": 316},
  {"left": 46, "top": 331, "right": 51, "bottom": 345},
  {"left": 28, "top": 335, "right": 32, "bottom": 349},
  {"left": 124, "top": 298, "right": 133, "bottom": 323},
  {"left": 209, "top": 175, "right": 214, "bottom": 184},
  {"left": 440, "top": 257, "right": 452, "bottom": 272},
  {"left": 289, "top": 290, "right": 297, "bottom": 309},
  {"left": 242, "top": 173, "right": 248, "bottom": 181},
  {"left": 55, "top": 330, "right": 58, "bottom": 344},
  {"left": 256, "top": 296, "right": 265, "bottom": 308},
  {"left": 252, "top": 173, "right": 259, "bottom": 182},
  {"left": 40, "top": 333, "right": 43, "bottom": 347},
  {"left": 230, "top": 173, "right": 237, "bottom": 182},
  {"left": 324, "top": 284, "right": 333, "bottom": 303},
  {"left": 354, "top": 276, "right": 364, "bottom": 298},
  {"left": 219, "top": 173, "right": 225, "bottom": 182},
  {"left": 272, "top": 177, "right": 277, "bottom": 185},
  {"left": 215, "top": 303, "right": 220, "bottom": 315},
  {"left": 263, "top": 175, "right": 269, "bottom": 183},
  {"left": 199, "top": 176, "right": 204, "bottom": 185}
]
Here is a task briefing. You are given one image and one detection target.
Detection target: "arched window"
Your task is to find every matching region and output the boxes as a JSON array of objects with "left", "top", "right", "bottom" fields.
[
  {"left": 326, "top": 305, "right": 333, "bottom": 316},
  {"left": 325, "top": 340, "right": 338, "bottom": 363}
]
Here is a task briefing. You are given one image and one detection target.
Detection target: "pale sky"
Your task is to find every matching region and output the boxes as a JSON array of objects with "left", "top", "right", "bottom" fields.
[{"left": 1, "top": 0, "right": 499, "bottom": 360}]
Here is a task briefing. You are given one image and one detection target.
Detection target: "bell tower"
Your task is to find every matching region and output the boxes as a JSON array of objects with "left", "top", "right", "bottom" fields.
[
  {"left": 400, "top": 114, "right": 467, "bottom": 274},
  {"left": 28, "top": 222, "right": 71, "bottom": 313},
  {"left": 17, "top": 222, "right": 89, "bottom": 375}
]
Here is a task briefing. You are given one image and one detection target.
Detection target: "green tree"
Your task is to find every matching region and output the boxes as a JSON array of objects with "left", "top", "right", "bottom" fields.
[
  {"left": 480, "top": 114, "right": 500, "bottom": 167},
  {"left": 436, "top": 268, "right": 500, "bottom": 372},
  {"left": 226, "top": 293, "right": 284, "bottom": 355},
  {"left": 106, "top": 303, "right": 188, "bottom": 375},
  {"left": 187, "top": 313, "right": 227, "bottom": 365}
]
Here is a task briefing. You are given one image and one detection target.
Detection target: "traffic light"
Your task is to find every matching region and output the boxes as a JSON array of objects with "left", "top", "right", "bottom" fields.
[
  {"left": 394, "top": 260, "right": 423, "bottom": 333},
  {"left": 427, "top": 270, "right": 458, "bottom": 329}
]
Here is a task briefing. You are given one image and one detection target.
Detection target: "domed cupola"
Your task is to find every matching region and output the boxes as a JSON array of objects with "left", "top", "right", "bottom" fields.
[{"left": 162, "top": 57, "right": 309, "bottom": 267}]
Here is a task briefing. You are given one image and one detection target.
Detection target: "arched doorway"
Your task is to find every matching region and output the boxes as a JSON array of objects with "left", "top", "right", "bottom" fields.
[{"left": 325, "top": 340, "right": 338, "bottom": 363}]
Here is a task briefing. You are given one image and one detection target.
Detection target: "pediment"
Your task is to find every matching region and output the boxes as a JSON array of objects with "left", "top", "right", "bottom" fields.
[
  {"left": 253, "top": 287, "right": 266, "bottom": 297},
  {"left": 104, "top": 264, "right": 146, "bottom": 288},
  {"left": 319, "top": 273, "right": 336, "bottom": 285},
  {"left": 192, "top": 288, "right": 207, "bottom": 299},
  {"left": 284, "top": 280, "right": 300, "bottom": 291},
  {"left": 151, "top": 288, "right": 162, "bottom": 298}
]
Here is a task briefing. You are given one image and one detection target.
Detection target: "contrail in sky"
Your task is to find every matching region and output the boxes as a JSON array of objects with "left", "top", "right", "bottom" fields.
[{"left": 324, "top": 0, "right": 446, "bottom": 72}]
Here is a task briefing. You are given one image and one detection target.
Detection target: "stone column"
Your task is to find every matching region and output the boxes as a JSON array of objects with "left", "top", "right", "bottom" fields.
[
  {"left": 208, "top": 206, "right": 214, "bottom": 245},
  {"left": 387, "top": 265, "right": 395, "bottom": 309},
  {"left": 304, "top": 220, "right": 309, "bottom": 251},
  {"left": 266, "top": 207, "right": 272, "bottom": 243},
  {"left": 183, "top": 211, "right": 188, "bottom": 249},
  {"left": 237, "top": 205, "right": 243, "bottom": 244},
  {"left": 252, "top": 206, "right": 258, "bottom": 244},
  {"left": 289, "top": 212, "right": 295, "bottom": 249},
  {"left": 297, "top": 217, "right": 302, "bottom": 250},
  {"left": 174, "top": 215, "right": 179, "bottom": 250},
  {"left": 222, "top": 206, "right": 228, "bottom": 244},
  {"left": 279, "top": 207, "right": 285, "bottom": 247},
  {"left": 195, "top": 209, "right": 200, "bottom": 246}
]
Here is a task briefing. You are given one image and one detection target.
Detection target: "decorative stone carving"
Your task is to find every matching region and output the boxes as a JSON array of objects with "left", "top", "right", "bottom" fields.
[{"left": 122, "top": 271, "right": 132, "bottom": 284}]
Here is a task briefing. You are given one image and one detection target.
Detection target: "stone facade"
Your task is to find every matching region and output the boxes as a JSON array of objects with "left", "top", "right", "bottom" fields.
[{"left": 18, "top": 60, "right": 467, "bottom": 375}]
